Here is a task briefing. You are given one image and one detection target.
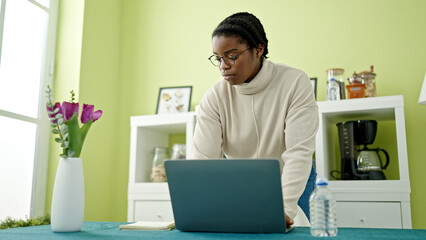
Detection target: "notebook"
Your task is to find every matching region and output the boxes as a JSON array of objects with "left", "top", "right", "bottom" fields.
[
  {"left": 119, "top": 221, "right": 175, "bottom": 231},
  {"left": 164, "top": 159, "right": 292, "bottom": 233}
]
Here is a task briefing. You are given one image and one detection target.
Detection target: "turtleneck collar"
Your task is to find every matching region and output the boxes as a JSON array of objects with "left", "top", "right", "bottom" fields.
[{"left": 233, "top": 60, "right": 276, "bottom": 95}]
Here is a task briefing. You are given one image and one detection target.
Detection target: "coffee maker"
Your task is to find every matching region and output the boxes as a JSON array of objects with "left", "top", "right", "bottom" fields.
[{"left": 336, "top": 120, "right": 390, "bottom": 180}]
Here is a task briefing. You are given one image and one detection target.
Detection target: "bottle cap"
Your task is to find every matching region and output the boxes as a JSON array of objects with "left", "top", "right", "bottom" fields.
[{"left": 315, "top": 178, "right": 328, "bottom": 186}]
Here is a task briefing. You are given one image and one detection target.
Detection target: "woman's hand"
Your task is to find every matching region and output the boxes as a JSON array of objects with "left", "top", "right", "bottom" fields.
[{"left": 285, "top": 214, "right": 294, "bottom": 229}]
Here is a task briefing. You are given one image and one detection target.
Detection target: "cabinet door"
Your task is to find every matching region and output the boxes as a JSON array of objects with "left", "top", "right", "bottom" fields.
[
  {"left": 336, "top": 201, "right": 402, "bottom": 228},
  {"left": 134, "top": 200, "right": 174, "bottom": 222}
]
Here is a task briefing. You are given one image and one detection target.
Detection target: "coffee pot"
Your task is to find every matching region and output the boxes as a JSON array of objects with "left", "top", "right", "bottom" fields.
[
  {"left": 357, "top": 147, "right": 390, "bottom": 172},
  {"left": 336, "top": 120, "right": 390, "bottom": 180}
]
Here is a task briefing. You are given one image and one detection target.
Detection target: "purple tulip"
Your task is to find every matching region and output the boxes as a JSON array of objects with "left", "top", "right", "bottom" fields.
[
  {"left": 54, "top": 102, "right": 62, "bottom": 114},
  {"left": 93, "top": 110, "right": 103, "bottom": 122},
  {"left": 81, "top": 104, "right": 103, "bottom": 123},
  {"left": 46, "top": 102, "right": 62, "bottom": 123},
  {"left": 62, "top": 102, "right": 79, "bottom": 121}
]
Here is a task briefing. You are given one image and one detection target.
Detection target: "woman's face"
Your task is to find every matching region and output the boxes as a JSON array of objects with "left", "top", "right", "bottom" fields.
[{"left": 212, "top": 35, "right": 264, "bottom": 85}]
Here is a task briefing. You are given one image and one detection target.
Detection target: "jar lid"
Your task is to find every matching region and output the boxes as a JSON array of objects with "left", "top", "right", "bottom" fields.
[
  {"left": 326, "top": 68, "right": 344, "bottom": 75},
  {"left": 359, "top": 65, "right": 376, "bottom": 77},
  {"left": 154, "top": 147, "right": 169, "bottom": 152},
  {"left": 172, "top": 144, "right": 186, "bottom": 149}
]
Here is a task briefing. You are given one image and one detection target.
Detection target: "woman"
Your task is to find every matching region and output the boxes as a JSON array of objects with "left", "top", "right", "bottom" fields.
[{"left": 191, "top": 12, "right": 318, "bottom": 228}]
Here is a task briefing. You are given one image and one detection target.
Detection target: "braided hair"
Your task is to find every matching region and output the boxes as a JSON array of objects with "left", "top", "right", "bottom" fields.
[{"left": 212, "top": 12, "right": 269, "bottom": 59}]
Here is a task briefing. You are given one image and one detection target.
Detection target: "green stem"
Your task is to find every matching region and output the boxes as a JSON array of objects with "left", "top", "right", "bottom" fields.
[{"left": 56, "top": 124, "right": 67, "bottom": 156}]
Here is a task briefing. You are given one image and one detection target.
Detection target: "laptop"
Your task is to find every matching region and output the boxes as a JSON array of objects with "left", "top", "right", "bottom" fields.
[{"left": 164, "top": 159, "right": 292, "bottom": 233}]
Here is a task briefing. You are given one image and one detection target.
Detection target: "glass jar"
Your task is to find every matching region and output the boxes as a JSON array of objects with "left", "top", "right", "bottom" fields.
[
  {"left": 326, "top": 68, "right": 345, "bottom": 99},
  {"left": 171, "top": 144, "right": 186, "bottom": 159},
  {"left": 359, "top": 65, "right": 376, "bottom": 97},
  {"left": 150, "top": 147, "right": 169, "bottom": 182}
]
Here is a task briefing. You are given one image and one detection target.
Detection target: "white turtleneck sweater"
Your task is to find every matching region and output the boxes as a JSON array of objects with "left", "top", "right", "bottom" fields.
[{"left": 191, "top": 60, "right": 319, "bottom": 219}]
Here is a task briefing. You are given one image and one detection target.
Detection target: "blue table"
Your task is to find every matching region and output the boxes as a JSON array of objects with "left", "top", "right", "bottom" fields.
[{"left": 1, "top": 222, "right": 426, "bottom": 239}]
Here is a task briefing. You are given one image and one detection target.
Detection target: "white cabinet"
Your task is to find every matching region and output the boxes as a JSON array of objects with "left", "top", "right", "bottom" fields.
[
  {"left": 134, "top": 200, "right": 174, "bottom": 222},
  {"left": 128, "top": 96, "right": 412, "bottom": 228},
  {"left": 336, "top": 201, "right": 402, "bottom": 228},
  {"left": 315, "top": 95, "right": 412, "bottom": 229},
  {"left": 127, "top": 112, "right": 196, "bottom": 222}
]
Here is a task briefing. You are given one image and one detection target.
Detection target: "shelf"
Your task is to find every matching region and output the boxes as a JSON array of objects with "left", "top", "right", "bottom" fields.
[
  {"left": 328, "top": 180, "right": 410, "bottom": 193},
  {"left": 317, "top": 96, "right": 403, "bottom": 129},
  {"left": 128, "top": 112, "right": 196, "bottom": 222},
  {"left": 128, "top": 183, "right": 171, "bottom": 201},
  {"left": 317, "top": 95, "right": 404, "bottom": 114},
  {"left": 129, "top": 112, "right": 196, "bottom": 183},
  {"left": 315, "top": 95, "right": 411, "bottom": 228},
  {"left": 131, "top": 112, "right": 196, "bottom": 127},
  {"left": 128, "top": 114, "right": 196, "bottom": 182},
  {"left": 315, "top": 95, "right": 409, "bottom": 185}
]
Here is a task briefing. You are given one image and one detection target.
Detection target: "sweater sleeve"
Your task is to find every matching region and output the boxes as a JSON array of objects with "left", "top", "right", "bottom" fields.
[
  {"left": 281, "top": 73, "right": 319, "bottom": 219},
  {"left": 190, "top": 89, "right": 223, "bottom": 159}
]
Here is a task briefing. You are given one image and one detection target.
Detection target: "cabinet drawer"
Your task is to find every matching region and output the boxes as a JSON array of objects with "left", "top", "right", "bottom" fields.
[
  {"left": 134, "top": 200, "right": 174, "bottom": 222},
  {"left": 336, "top": 201, "right": 402, "bottom": 228}
]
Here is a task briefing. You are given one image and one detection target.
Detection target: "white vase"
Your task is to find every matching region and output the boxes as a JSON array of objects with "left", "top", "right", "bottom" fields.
[{"left": 51, "top": 157, "right": 84, "bottom": 232}]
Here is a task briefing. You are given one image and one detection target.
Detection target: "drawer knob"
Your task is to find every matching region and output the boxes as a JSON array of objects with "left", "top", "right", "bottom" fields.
[
  {"left": 156, "top": 213, "right": 162, "bottom": 219},
  {"left": 360, "top": 218, "right": 365, "bottom": 222}
]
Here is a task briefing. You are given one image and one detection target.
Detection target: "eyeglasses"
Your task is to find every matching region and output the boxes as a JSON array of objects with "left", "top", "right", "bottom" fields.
[{"left": 208, "top": 48, "right": 251, "bottom": 67}]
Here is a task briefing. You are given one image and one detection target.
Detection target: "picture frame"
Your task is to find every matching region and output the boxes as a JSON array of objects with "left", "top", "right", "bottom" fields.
[
  {"left": 156, "top": 86, "right": 192, "bottom": 114},
  {"left": 310, "top": 77, "right": 317, "bottom": 100}
]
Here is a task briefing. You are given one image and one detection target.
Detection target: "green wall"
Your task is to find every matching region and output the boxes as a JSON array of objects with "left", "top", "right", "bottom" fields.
[
  {"left": 45, "top": 0, "right": 85, "bottom": 219},
  {"left": 45, "top": 0, "right": 123, "bottom": 221},
  {"left": 47, "top": 0, "right": 426, "bottom": 228}
]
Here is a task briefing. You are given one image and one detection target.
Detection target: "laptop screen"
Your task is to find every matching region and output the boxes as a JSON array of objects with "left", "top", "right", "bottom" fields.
[{"left": 165, "top": 159, "right": 288, "bottom": 233}]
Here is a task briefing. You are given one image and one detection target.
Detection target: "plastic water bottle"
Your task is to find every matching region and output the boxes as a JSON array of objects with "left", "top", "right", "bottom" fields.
[
  {"left": 309, "top": 178, "right": 338, "bottom": 237},
  {"left": 326, "top": 78, "right": 341, "bottom": 101}
]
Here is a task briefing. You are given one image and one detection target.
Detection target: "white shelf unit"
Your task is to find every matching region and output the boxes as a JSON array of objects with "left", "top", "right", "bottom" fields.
[
  {"left": 315, "top": 95, "right": 412, "bottom": 229},
  {"left": 127, "top": 112, "right": 196, "bottom": 222}
]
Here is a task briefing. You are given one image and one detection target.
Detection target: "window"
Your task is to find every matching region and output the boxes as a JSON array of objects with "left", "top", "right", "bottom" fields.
[{"left": 0, "top": 0, "right": 58, "bottom": 220}]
